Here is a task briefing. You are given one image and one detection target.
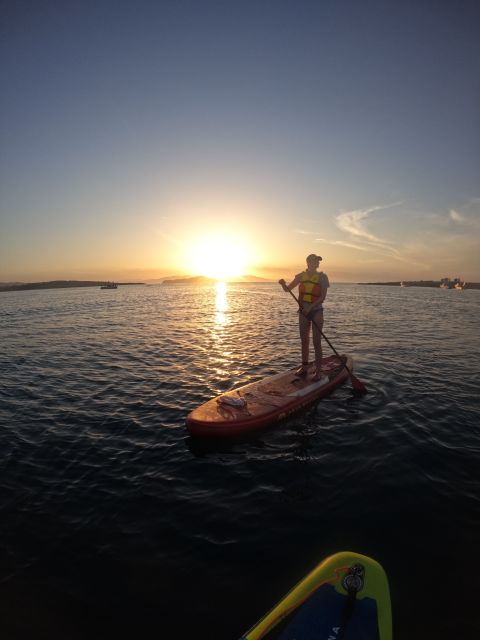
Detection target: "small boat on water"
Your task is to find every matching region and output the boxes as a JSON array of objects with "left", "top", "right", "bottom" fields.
[
  {"left": 440, "top": 277, "right": 465, "bottom": 290},
  {"left": 100, "top": 282, "right": 118, "bottom": 290}
]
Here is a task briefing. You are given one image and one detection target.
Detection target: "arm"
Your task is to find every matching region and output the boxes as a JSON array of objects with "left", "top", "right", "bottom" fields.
[{"left": 279, "top": 274, "right": 301, "bottom": 292}]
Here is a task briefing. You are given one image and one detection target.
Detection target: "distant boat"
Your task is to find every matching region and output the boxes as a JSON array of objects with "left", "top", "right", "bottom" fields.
[
  {"left": 440, "top": 278, "right": 453, "bottom": 289},
  {"left": 400, "top": 281, "right": 409, "bottom": 287},
  {"left": 100, "top": 282, "right": 118, "bottom": 290},
  {"left": 440, "top": 277, "right": 465, "bottom": 290}
]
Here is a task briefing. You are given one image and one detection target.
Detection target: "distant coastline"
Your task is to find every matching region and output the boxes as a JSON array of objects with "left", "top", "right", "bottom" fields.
[
  {"left": 0, "top": 280, "right": 145, "bottom": 293},
  {"left": 0, "top": 276, "right": 272, "bottom": 292},
  {"left": 4, "top": 278, "right": 478, "bottom": 292},
  {"left": 359, "top": 280, "right": 480, "bottom": 289}
]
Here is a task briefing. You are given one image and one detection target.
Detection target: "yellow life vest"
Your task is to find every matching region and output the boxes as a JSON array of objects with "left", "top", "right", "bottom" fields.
[{"left": 299, "top": 271, "right": 323, "bottom": 303}]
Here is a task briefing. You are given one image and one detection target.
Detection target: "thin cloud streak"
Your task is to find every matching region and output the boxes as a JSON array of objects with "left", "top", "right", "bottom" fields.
[
  {"left": 293, "top": 228, "right": 317, "bottom": 235},
  {"left": 335, "top": 202, "right": 403, "bottom": 243},
  {"left": 314, "top": 202, "right": 429, "bottom": 269},
  {"left": 449, "top": 201, "right": 480, "bottom": 228},
  {"left": 450, "top": 209, "right": 463, "bottom": 222},
  {"left": 334, "top": 202, "right": 404, "bottom": 260},
  {"left": 314, "top": 237, "right": 370, "bottom": 252}
]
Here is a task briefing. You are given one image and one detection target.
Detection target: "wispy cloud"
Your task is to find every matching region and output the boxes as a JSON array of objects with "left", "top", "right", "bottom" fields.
[
  {"left": 296, "top": 199, "right": 477, "bottom": 275},
  {"left": 336, "top": 207, "right": 384, "bottom": 243},
  {"left": 449, "top": 202, "right": 480, "bottom": 227},
  {"left": 335, "top": 202, "right": 402, "bottom": 243},
  {"left": 293, "top": 228, "right": 317, "bottom": 235},
  {"left": 334, "top": 202, "right": 404, "bottom": 259},
  {"left": 314, "top": 237, "right": 370, "bottom": 252},
  {"left": 449, "top": 209, "right": 463, "bottom": 222}
]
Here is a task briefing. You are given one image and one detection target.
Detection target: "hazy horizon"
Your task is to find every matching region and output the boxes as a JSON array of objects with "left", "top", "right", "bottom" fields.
[{"left": 1, "top": 270, "right": 476, "bottom": 286}]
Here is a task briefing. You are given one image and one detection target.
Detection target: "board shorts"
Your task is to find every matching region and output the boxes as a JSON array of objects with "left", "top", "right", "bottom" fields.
[{"left": 299, "top": 301, "right": 324, "bottom": 319}]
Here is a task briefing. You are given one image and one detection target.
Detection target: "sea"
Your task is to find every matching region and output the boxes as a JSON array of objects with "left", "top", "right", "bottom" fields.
[{"left": 0, "top": 282, "right": 479, "bottom": 639}]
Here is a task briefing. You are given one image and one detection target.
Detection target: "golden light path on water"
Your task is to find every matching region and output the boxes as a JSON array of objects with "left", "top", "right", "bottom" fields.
[
  {"left": 215, "top": 280, "right": 228, "bottom": 325},
  {"left": 207, "top": 280, "right": 233, "bottom": 381}
]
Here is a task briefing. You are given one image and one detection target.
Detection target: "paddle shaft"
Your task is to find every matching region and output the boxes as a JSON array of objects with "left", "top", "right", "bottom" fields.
[{"left": 282, "top": 284, "right": 367, "bottom": 393}]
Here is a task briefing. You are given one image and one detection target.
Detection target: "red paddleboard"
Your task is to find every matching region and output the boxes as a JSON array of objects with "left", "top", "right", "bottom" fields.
[{"left": 186, "top": 355, "right": 352, "bottom": 437}]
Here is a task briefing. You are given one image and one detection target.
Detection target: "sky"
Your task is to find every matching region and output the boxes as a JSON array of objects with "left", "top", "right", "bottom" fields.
[{"left": 1, "top": 0, "right": 479, "bottom": 282}]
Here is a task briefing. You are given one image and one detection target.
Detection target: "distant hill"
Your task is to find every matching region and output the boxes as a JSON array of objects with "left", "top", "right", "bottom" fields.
[
  {"left": 161, "top": 274, "right": 271, "bottom": 285},
  {"left": 161, "top": 276, "right": 213, "bottom": 285},
  {"left": 235, "top": 274, "right": 271, "bottom": 282}
]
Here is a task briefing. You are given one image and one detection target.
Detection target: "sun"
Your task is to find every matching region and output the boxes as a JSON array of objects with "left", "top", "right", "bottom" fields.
[{"left": 186, "top": 233, "right": 250, "bottom": 280}]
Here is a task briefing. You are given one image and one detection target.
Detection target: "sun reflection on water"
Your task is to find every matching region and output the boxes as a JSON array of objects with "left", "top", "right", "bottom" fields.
[
  {"left": 215, "top": 280, "right": 228, "bottom": 325},
  {"left": 207, "top": 281, "right": 233, "bottom": 385}
]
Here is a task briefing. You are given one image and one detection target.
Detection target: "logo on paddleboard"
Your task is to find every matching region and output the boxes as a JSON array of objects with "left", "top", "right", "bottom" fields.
[{"left": 342, "top": 563, "right": 365, "bottom": 594}]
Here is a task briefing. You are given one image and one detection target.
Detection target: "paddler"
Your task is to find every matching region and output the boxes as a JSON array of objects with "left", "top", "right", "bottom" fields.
[{"left": 279, "top": 254, "right": 330, "bottom": 380}]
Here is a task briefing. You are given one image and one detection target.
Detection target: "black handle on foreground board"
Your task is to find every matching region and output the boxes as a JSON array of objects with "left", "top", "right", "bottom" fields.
[{"left": 279, "top": 281, "right": 367, "bottom": 395}]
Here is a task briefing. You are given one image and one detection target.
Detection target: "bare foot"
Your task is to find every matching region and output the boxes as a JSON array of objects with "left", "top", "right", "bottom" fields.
[{"left": 295, "top": 364, "right": 308, "bottom": 377}]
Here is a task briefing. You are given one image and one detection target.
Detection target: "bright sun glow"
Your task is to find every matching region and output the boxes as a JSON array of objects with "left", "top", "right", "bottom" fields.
[{"left": 186, "top": 233, "right": 250, "bottom": 280}]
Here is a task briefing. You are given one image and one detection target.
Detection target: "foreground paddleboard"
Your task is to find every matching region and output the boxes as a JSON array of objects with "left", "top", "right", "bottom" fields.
[
  {"left": 241, "top": 551, "right": 392, "bottom": 640},
  {"left": 186, "top": 355, "right": 352, "bottom": 437}
]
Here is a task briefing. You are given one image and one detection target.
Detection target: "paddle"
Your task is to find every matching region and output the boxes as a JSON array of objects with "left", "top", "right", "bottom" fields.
[{"left": 280, "top": 282, "right": 367, "bottom": 394}]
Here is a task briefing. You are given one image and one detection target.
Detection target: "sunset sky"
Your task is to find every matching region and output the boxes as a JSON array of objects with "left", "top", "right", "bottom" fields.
[{"left": 1, "top": 1, "right": 479, "bottom": 282}]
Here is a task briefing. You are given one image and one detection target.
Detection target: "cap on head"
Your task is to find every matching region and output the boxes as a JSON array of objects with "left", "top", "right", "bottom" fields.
[{"left": 306, "top": 253, "right": 322, "bottom": 263}]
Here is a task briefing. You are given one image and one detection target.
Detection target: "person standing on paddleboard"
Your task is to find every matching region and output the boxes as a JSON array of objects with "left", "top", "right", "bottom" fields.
[{"left": 279, "top": 254, "right": 330, "bottom": 381}]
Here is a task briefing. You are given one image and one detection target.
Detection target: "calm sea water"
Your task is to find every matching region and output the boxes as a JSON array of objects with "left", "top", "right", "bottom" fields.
[{"left": 1, "top": 282, "right": 479, "bottom": 639}]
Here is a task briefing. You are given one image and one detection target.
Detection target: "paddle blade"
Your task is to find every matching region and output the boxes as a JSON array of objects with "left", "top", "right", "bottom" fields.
[{"left": 350, "top": 374, "right": 367, "bottom": 394}]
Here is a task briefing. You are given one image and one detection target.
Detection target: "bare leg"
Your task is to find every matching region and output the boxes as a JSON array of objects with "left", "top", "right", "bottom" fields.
[
  {"left": 311, "top": 312, "right": 324, "bottom": 379},
  {"left": 296, "top": 312, "right": 311, "bottom": 375}
]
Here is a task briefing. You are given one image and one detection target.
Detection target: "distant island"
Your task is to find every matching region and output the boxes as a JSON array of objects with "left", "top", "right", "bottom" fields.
[
  {"left": 359, "top": 280, "right": 480, "bottom": 289},
  {"left": 162, "top": 274, "right": 271, "bottom": 285},
  {"left": 0, "top": 280, "right": 145, "bottom": 293}
]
